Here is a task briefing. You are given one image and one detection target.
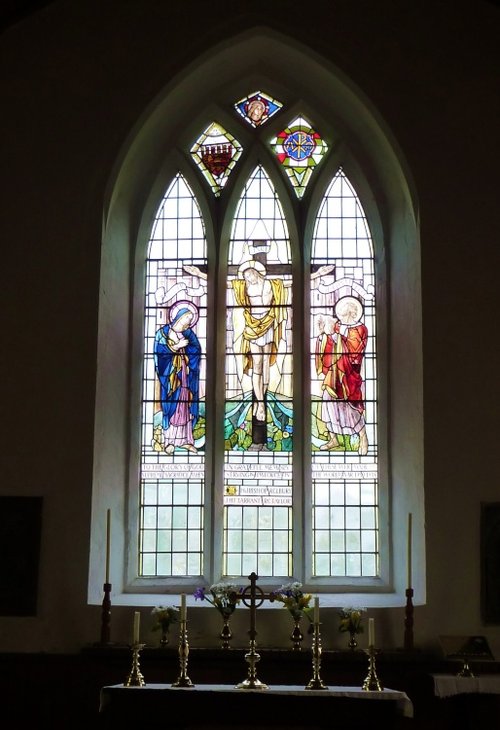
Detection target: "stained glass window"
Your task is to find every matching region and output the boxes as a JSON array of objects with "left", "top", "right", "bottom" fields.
[
  {"left": 223, "top": 165, "right": 293, "bottom": 576},
  {"left": 190, "top": 122, "right": 242, "bottom": 196},
  {"left": 88, "top": 30, "right": 426, "bottom": 613},
  {"left": 234, "top": 90, "right": 283, "bottom": 127},
  {"left": 139, "top": 119, "right": 380, "bottom": 584},
  {"left": 270, "top": 116, "right": 328, "bottom": 198},
  {"left": 310, "top": 168, "right": 378, "bottom": 577},
  {"left": 139, "top": 173, "right": 207, "bottom": 576}
]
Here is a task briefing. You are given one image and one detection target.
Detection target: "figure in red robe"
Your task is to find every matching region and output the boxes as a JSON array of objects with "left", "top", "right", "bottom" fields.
[{"left": 315, "top": 297, "right": 368, "bottom": 455}]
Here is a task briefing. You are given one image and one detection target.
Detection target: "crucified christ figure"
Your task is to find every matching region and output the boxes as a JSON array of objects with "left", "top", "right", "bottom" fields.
[{"left": 184, "top": 261, "right": 334, "bottom": 426}]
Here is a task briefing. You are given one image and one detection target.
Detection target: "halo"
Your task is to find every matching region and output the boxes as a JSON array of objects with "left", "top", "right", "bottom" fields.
[
  {"left": 238, "top": 259, "right": 267, "bottom": 278},
  {"left": 168, "top": 300, "right": 199, "bottom": 327},
  {"left": 334, "top": 296, "right": 363, "bottom": 325}
]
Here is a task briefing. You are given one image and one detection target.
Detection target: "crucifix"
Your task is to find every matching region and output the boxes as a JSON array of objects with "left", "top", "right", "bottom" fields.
[
  {"left": 235, "top": 571, "right": 276, "bottom": 690},
  {"left": 228, "top": 239, "right": 292, "bottom": 449},
  {"left": 183, "top": 238, "right": 333, "bottom": 450}
]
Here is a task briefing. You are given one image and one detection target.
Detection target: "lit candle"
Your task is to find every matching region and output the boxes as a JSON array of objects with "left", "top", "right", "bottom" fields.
[
  {"left": 407, "top": 512, "right": 413, "bottom": 588},
  {"left": 105, "top": 508, "right": 111, "bottom": 584},
  {"left": 133, "top": 611, "right": 140, "bottom": 644},
  {"left": 314, "top": 596, "right": 320, "bottom": 624},
  {"left": 181, "top": 593, "right": 186, "bottom": 622},
  {"left": 368, "top": 617, "right": 375, "bottom": 647}
]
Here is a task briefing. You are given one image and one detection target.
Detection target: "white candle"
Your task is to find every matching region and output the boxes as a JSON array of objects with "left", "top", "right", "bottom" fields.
[
  {"left": 407, "top": 512, "right": 413, "bottom": 588},
  {"left": 105, "top": 508, "right": 111, "bottom": 584},
  {"left": 368, "top": 617, "right": 375, "bottom": 647},
  {"left": 133, "top": 611, "right": 140, "bottom": 644},
  {"left": 314, "top": 596, "right": 320, "bottom": 624},
  {"left": 181, "top": 593, "right": 186, "bottom": 622}
]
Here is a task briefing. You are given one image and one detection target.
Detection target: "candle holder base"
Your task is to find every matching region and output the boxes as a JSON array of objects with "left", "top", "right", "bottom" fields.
[
  {"left": 171, "top": 676, "right": 195, "bottom": 687},
  {"left": 235, "top": 677, "right": 269, "bottom": 690},
  {"left": 235, "top": 640, "right": 268, "bottom": 690},
  {"left": 457, "top": 658, "right": 475, "bottom": 678},
  {"left": 404, "top": 587, "right": 414, "bottom": 651},
  {"left": 99, "top": 582, "right": 112, "bottom": 645},
  {"left": 124, "top": 643, "right": 146, "bottom": 687},
  {"left": 362, "top": 646, "right": 383, "bottom": 692}
]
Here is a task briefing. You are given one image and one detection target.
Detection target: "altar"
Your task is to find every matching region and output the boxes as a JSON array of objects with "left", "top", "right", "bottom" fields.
[
  {"left": 99, "top": 683, "right": 413, "bottom": 728},
  {"left": 430, "top": 674, "right": 500, "bottom": 729}
]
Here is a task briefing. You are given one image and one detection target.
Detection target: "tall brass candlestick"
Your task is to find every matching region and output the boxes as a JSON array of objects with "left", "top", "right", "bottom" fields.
[
  {"left": 105, "top": 508, "right": 111, "bottom": 584},
  {"left": 172, "top": 620, "right": 194, "bottom": 687},
  {"left": 305, "top": 622, "right": 328, "bottom": 690},
  {"left": 100, "top": 582, "right": 112, "bottom": 644},
  {"left": 99, "top": 508, "right": 113, "bottom": 645},
  {"left": 404, "top": 587, "right": 414, "bottom": 650}
]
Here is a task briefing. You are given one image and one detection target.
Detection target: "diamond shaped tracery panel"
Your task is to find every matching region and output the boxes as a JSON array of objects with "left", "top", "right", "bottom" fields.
[
  {"left": 270, "top": 116, "right": 328, "bottom": 199},
  {"left": 190, "top": 122, "right": 243, "bottom": 196},
  {"left": 234, "top": 90, "right": 283, "bottom": 128}
]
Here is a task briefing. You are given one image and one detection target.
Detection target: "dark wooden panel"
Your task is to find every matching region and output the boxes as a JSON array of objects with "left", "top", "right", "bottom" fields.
[
  {"left": 481, "top": 502, "right": 500, "bottom": 624},
  {"left": 0, "top": 496, "right": 43, "bottom": 616}
]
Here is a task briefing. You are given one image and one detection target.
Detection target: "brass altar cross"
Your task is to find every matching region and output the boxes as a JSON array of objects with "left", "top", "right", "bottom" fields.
[{"left": 235, "top": 571, "right": 276, "bottom": 690}]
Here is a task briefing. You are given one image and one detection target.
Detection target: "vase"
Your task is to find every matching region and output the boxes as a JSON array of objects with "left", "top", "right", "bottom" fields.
[
  {"left": 348, "top": 631, "right": 358, "bottom": 651},
  {"left": 220, "top": 614, "right": 232, "bottom": 649},
  {"left": 160, "top": 626, "right": 170, "bottom": 647},
  {"left": 290, "top": 616, "right": 304, "bottom": 651}
]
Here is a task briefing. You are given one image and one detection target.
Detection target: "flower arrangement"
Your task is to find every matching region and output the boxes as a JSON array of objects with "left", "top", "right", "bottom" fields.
[
  {"left": 193, "top": 582, "right": 243, "bottom": 618},
  {"left": 272, "top": 581, "right": 313, "bottom": 621},
  {"left": 151, "top": 604, "right": 180, "bottom": 633},
  {"left": 338, "top": 606, "right": 366, "bottom": 634}
]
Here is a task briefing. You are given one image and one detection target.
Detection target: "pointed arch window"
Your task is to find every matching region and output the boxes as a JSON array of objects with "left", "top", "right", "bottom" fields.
[
  {"left": 139, "top": 117, "right": 380, "bottom": 586},
  {"left": 91, "top": 31, "right": 423, "bottom": 608}
]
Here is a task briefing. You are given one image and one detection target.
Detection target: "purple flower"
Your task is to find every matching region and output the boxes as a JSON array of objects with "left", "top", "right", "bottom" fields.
[
  {"left": 193, "top": 586, "right": 206, "bottom": 601},
  {"left": 193, "top": 583, "right": 243, "bottom": 616}
]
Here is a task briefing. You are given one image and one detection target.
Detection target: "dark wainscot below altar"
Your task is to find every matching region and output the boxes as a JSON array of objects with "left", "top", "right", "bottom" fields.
[{"left": 99, "top": 683, "right": 413, "bottom": 729}]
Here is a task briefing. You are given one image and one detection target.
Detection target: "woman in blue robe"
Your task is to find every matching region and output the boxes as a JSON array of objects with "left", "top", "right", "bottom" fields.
[{"left": 154, "top": 303, "right": 201, "bottom": 454}]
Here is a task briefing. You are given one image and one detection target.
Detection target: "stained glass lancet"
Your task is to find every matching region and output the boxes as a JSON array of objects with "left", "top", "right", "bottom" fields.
[
  {"left": 139, "top": 173, "right": 207, "bottom": 576},
  {"left": 223, "top": 165, "right": 293, "bottom": 577},
  {"left": 270, "top": 116, "right": 328, "bottom": 199},
  {"left": 310, "top": 168, "right": 378, "bottom": 578}
]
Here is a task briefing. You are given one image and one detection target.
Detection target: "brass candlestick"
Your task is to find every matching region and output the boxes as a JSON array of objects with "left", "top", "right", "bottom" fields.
[
  {"left": 124, "top": 643, "right": 146, "bottom": 687},
  {"left": 172, "top": 620, "right": 194, "bottom": 687},
  {"left": 99, "top": 582, "right": 112, "bottom": 645},
  {"left": 362, "top": 645, "right": 383, "bottom": 691},
  {"left": 457, "top": 656, "right": 475, "bottom": 677},
  {"left": 404, "top": 587, "right": 414, "bottom": 651},
  {"left": 305, "top": 622, "right": 328, "bottom": 690}
]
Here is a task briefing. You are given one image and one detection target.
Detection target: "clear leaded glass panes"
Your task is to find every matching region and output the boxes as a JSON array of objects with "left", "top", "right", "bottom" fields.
[
  {"left": 190, "top": 122, "right": 242, "bottom": 196},
  {"left": 234, "top": 90, "right": 283, "bottom": 128},
  {"left": 223, "top": 165, "right": 293, "bottom": 577},
  {"left": 310, "top": 168, "right": 378, "bottom": 577},
  {"left": 270, "top": 116, "right": 328, "bottom": 199},
  {"left": 139, "top": 173, "right": 207, "bottom": 577}
]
